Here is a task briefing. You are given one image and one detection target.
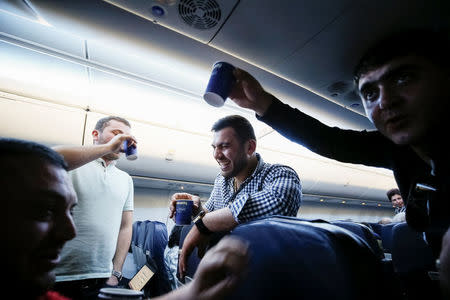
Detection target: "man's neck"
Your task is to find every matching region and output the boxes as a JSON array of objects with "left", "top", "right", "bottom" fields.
[
  {"left": 234, "top": 156, "right": 258, "bottom": 188},
  {"left": 101, "top": 156, "right": 114, "bottom": 167}
]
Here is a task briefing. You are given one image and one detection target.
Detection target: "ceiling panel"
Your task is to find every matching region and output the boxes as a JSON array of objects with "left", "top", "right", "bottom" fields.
[
  {"left": 210, "top": 0, "right": 351, "bottom": 68},
  {"left": 103, "top": 0, "right": 239, "bottom": 43}
]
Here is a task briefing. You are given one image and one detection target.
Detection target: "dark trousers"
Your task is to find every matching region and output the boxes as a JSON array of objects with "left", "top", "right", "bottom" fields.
[{"left": 53, "top": 278, "right": 109, "bottom": 300}]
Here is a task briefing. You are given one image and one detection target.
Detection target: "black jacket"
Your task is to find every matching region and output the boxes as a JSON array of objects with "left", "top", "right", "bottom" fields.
[{"left": 258, "top": 98, "right": 450, "bottom": 257}]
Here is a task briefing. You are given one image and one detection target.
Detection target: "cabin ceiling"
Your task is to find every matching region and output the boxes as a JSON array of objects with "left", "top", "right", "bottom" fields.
[
  {"left": 0, "top": 0, "right": 448, "bottom": 202},
  {"left": 21, "top": 0, "right": 450, "bottom": 118}
]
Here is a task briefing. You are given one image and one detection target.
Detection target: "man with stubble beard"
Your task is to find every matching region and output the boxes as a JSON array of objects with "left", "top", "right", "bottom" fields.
[{"left": 169, "top": 115, "right": 302, "bottom": 278}]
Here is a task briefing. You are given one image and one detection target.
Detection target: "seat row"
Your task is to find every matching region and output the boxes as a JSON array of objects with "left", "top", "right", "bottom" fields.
[{"left": 177, "top": 217, "right": 443, "bottom": 300}]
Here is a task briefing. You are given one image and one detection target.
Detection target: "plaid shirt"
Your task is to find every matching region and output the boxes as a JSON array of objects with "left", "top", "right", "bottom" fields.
[{"left": 204, "top": 153, "right": 302, "bottom": 224}]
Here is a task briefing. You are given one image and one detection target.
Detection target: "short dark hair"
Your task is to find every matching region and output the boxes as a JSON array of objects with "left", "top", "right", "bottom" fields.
[
  {"left": 386, "top": 188, "right": 401, "bottom": 202},
  {"left": 95, "top": 116, "right": 131, "bottom": 132},
  {"left": 211, "top": 115, "right": 256, "bottom": 144},
  {"left": 0, "top": 138, "right": 67, "bottom": 170},
  {"left": 354, "top": 28, "right": 450, "bottom": 86}
]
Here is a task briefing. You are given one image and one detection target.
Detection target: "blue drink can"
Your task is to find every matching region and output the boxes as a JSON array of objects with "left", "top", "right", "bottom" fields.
[
  {"left": 123, "top": 140, "right": 137, "bottom": 161},
  {"left": 175, "top": 200, "right": 193, "bottom": 225},
  {"left": 203, "top": 61, "right": 236, "bottom": 107}
]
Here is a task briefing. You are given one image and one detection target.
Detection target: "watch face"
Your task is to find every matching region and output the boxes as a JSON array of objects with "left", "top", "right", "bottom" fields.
[{"left": 112, "top": 270, "right": 122, "bottom": 279}]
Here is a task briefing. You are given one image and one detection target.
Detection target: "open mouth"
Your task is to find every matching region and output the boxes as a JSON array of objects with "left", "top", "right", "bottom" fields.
[{"left": 219, "top": 161, "right": 231, "bottom": 172}]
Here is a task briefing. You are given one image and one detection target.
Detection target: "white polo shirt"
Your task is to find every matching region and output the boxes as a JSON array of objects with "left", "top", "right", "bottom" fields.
[{"left": 55, "top": 159, "right": 134, "bottom": 281}]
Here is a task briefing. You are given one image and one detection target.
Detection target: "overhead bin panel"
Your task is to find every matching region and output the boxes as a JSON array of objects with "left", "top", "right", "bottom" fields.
[
  {"left": 87, "top": 68, "right": 270, "bottom": 138},
  {"left": 0, "top": 10, "right": 86, "bottom": 59},
  {"left": 0, "top": 40, "right": 91, "bottom": 109},
  {"left": 0, "top": 93, "right": 86, "bottom": 146},
  {"left": 86, "top": 38, "right": 211, "bottom": 97}
]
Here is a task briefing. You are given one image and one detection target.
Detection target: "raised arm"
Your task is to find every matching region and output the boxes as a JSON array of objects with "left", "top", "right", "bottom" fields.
[
  {"left": 52, "top": 133, "right": 134, "bottom": 170},
  {"left": 230, "top": 68, "right": 394, "bottom": 169}
]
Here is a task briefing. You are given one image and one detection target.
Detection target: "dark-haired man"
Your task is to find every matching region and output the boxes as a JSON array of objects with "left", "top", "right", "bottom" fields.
[
  {"left": 2, "top": 138, "right": 250, "bottom": 300},
  {"left": 386, "top": 188, "right": 405, "bottom": 214},
  {"left": 2, "top": 138, "right": 77, "bottom": 299},
  {"left": 52, "top": 116, "right": 138, "bottom": 299},
  {"left": 229, "top": 29, "right": 450, "bottom": 259},
  {"left": 169, "top": 115, "right": 302, "bottom": 277}
]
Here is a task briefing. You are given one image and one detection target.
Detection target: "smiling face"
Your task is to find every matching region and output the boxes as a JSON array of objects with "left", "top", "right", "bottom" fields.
[
  {"left": 6, "top": 158, "right": 77, "bottom": 296},
  {"left": 212, "top": 127, "right": 252, "bottom": 179},
  {"left": 358, "top": 55, "right": 449, "bottom": 148},
  {"left": 390, "top": 193, "right": 404, "bottom": 208}
]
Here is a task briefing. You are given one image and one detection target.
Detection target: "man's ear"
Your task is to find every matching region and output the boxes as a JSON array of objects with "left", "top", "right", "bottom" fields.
[
  {"left": 92, "top": 130, "right": 99, "bottom": 143},
  {"left": 247, "top": 139, "right": 256, "bottom": 156}
]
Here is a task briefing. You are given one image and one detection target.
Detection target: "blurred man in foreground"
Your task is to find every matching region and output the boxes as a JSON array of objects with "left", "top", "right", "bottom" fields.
[{"left": 2, "top": 138, "right": 248, "bottom": 300}]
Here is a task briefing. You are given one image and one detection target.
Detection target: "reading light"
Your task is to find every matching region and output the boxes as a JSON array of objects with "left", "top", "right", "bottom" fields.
[{"left": 151, "top": 5, "right": 166, "bottom": 17}]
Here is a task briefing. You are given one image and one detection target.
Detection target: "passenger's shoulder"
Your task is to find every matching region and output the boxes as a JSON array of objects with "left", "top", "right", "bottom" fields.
[{"left": 263, "top": 163, "right": 299, "bottom": 177}]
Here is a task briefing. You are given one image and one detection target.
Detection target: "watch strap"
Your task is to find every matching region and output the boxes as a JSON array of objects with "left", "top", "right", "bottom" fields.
[
  {"left": 112, "top": 270, "right": 123, "bottom": 281},
  {"left": 192, "top": 210, "right": 206, "bottom": 223},
  {"left": 195, "top": 217, "right": 213, "bottom": 235}
]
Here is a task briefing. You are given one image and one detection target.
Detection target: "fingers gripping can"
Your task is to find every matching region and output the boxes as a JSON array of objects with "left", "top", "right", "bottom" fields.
[{"left": 123, "top": 140, "right": 137, "bottom": 161}]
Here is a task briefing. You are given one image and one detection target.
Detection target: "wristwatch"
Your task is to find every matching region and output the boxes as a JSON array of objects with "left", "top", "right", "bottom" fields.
[
  {"left": 194, "top": 211, "right": 213, "bottom": 235},
  {"left": 112, "top": 270, "right": 123, "bottom": 281}
]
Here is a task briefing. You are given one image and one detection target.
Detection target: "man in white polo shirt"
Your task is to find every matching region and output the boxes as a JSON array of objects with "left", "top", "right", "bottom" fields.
[{"left": 52, "top": 116, "right": 137, "bottom": 300}]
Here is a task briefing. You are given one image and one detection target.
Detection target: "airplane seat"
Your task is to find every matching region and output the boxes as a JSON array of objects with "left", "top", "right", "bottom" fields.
[
  {"left": 369, "top": 222, "right": 383, "bottom": 236},
  {"left": 331, "top": 220, "right": 384, "bottom": 260},
  {"left": 226, "top": 216, "right": 387, "bottom": 300},
  {"left": 122, "top": 220, "right": 172, "bottom": 297},
  {"left": 380, "top": 223, "right": 396, "bottom": 253},
  {"left": 391, "top": 222, "right": 442, "bottom": 299}
]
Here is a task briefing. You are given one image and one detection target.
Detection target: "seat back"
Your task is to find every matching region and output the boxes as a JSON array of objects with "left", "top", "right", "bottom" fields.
[
  {"left": 380, "top": 223, "right": 396, "bottom": 253},
  {"left": 391, "top": 222, "right": 442, "bottom": 299},
  {"left": 129, "top": 220, "right": 172, "bottom": 297},
  {"left": 227, "top": 216, "right": 385, "bottom": 300},
  {"left": 331, "top": 220, "right": 384, "bottom": 259},
  {"left": 391, "top": 222, "right": 435, "bottom": 273}
]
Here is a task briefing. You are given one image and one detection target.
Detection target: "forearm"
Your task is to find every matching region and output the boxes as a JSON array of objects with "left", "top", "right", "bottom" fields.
[
  {"left": 53, "top": 144, "right": 112, "bottom": 170},
  {"left": 153, "top": 284, "right": 194, "bottom": 300},
  {"left": 203, "top": 208, "right": 237, "bottom": 232},
  {"left": 112, "top": 219, "right": 133, "bottom": 272},
  {"left": 258, "top": 98, "right": 393, "bottom": 167}
]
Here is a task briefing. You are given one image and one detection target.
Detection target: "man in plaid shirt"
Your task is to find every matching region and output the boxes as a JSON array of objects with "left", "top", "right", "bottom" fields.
[{"left": 170, "top": 115, "right": 302, "bottom": 278}]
